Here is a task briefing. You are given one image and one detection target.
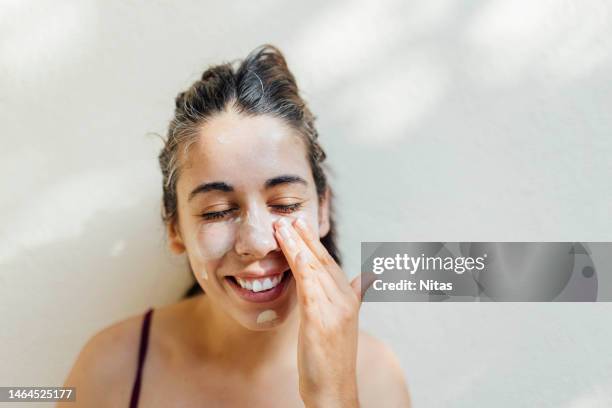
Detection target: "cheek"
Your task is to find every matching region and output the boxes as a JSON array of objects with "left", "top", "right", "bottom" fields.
[
  {"left": 192, "top": 221, "right": 240, "bottom": 279},
  {"left": 292, "top": 206, "right": 320, "bottom": 236},
  {"left": 196, "top": 222, "right": 236, "bottom": 258}
]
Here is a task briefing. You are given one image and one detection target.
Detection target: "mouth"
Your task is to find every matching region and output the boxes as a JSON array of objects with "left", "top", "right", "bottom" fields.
[{"left": 225, "top": 270, "right": 293, "bottom": 303}]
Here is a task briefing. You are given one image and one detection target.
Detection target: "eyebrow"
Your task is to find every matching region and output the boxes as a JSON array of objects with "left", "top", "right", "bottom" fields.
[
  {"left": 265, "top": 174, "right": 307, "bottom": 189},
  {"left": 188, "top": 174, "right": 308, "bottom": 202}
]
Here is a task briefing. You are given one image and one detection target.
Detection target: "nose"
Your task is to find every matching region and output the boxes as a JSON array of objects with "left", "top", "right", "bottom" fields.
[{"left": 234, "top": 206, "right": 278, "bottom": 261}]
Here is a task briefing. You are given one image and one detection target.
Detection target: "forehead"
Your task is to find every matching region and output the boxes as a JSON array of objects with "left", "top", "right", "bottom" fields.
[{"left": 179, "top": 110, "right": 310, "bottom": 191}]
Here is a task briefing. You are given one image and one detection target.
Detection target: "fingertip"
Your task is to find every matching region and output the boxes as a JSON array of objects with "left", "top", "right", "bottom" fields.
[
  {"left": 293, "top": 217, "right": 306, "bottom": 229},
  {"left": 293, "top": 217, "right": 313, "bottom": 240}
]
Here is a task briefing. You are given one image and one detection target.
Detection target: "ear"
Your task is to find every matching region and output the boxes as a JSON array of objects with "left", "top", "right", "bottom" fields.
[
  {"left": 317, "top": 187, "right": 331, "bottom": 238},
  {"left": 167, "top": 221, "right": 186, "bottom": 255}
]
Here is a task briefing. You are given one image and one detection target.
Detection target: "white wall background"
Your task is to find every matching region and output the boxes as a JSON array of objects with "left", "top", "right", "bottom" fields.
[{"left": 1, "top": 0, "right": 611, "bottom": 407}]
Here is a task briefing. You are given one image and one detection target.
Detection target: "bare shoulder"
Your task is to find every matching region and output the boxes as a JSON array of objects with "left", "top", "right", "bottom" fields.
[
  {"left": 356, "top": 330, "right": 412, "bottom": 408},
  {"left": 57, "top": 311, "right": 147, "bottom": 408}
]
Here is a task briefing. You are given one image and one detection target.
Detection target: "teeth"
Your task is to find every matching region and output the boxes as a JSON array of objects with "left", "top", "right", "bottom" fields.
[
  {"left": 236, "top": 272, "right": 283, "bottom": 292},
  {"left": 252, "top": 280, "right": 262, "bottom": 292}
]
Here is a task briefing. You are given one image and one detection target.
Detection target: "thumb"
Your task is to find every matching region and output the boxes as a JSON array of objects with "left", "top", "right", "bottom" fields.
[{"left": 350, "top": 271, "right": 377, "bottom": 302}]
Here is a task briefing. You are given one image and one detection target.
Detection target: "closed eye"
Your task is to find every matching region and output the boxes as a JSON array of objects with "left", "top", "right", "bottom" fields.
[
  {"left": 271, "top": 202, "right": 303, "bottom": 214},
  {"left": 200, "top": 203, "right": 303, "bottom": 221},
  {"left": 200, "top": 208, "right": 237, "bottom": 220}
]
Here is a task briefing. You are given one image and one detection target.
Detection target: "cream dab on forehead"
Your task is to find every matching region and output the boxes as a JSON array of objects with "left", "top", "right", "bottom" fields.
[
  {"left": 215, "top": 134, "right": 230, "bottom": 144},
  {"left": 195, "top": 111, "right": 303, "bottom": 159}
]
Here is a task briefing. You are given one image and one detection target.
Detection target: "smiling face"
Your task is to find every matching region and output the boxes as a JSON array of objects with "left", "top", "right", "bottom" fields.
[{"left": 167, "top": 108, "right": 330, "bottom": 330}]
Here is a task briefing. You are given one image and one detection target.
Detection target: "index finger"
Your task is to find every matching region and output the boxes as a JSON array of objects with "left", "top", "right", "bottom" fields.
[
  {"left": 292, "top": 218, "right": 351, "bottom": 294},
  {"left": 274, "top": 218, "right": 328, "bottom": 307},
  {"left": 274, "top": 218, "right": 319, "bottom": 281}
]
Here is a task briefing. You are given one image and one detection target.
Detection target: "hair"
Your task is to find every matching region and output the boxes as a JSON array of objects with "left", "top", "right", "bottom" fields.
[{"left": 157, "top": 44, "right": 341, "bottom": 298}]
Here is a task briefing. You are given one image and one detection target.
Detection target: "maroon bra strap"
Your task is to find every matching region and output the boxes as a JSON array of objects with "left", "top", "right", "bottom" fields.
[{"left": 129, "top": 308, "right": 154, "bottom": 408}]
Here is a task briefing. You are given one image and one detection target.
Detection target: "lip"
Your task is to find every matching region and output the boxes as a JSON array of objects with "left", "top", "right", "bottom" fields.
[
  {"left": 232, "top": 269, "right": 286, "bottom": 279},
  {"left": 226, "top": 269, "right": 293, "bottom": 303}
]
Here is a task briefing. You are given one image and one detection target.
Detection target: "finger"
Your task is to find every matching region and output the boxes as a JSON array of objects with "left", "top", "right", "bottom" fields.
[
  {"left": 275, "top": 218, "right": 318, "bottom": 280},
  {"left": 276, "top": 219, "right": 340, "bottom": 307},
  {"left": 316, "top": 267, "right": 344, "bottom": 304},
  {"left": 274, "top": 222, "right": 328, "bottom": 307},
  {"left": 274, "top": 218, "right": 301, "bottom": 267},
  {"left": 292, "top": 218, "right": 336, "bottom": 267},
  {"left": 295, "top": 250, "right": 333, "bottom": 307},
  {"left": 296, "top": 247, "right": 344, "bottom": 304},
  {"left": 350, "top": 271, "right": 378, "bottom": 302},
  {"left": 292, "top": 218, "right": 351, "bottom": 293}
]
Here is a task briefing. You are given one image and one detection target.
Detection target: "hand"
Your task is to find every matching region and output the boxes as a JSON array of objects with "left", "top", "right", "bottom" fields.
[{"left": 274, "top": 217, "right": 376, "bottom": 408}]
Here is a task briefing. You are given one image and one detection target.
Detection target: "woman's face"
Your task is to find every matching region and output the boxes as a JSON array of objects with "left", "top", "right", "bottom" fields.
[{"left": 169, "top": 109, "right": 330, "bottom": 331}]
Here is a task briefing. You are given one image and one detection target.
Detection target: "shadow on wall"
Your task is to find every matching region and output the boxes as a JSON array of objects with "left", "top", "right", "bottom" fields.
[{"left": 0, "top": 188, "right": 190, "bottom": 383}]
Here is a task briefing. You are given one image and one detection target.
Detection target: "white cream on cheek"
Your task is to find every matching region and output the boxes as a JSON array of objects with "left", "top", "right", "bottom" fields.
[{"left": 194, "top": 221, "right": 240, "bottom": 279}]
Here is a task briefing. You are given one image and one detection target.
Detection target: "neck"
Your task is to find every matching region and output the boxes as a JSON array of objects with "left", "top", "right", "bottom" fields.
[{"left": 188, "top": 295, "right": 299, "bottom": 373}]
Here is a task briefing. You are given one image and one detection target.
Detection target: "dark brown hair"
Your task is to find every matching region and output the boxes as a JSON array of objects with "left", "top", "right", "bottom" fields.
[{"left": 158, "top": 44, "right": 340, "bottom": 298}]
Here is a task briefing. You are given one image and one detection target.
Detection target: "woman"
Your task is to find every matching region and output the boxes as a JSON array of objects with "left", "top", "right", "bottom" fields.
[{"left": 59, "top": 45, "right": 411, "bottom": 407}]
